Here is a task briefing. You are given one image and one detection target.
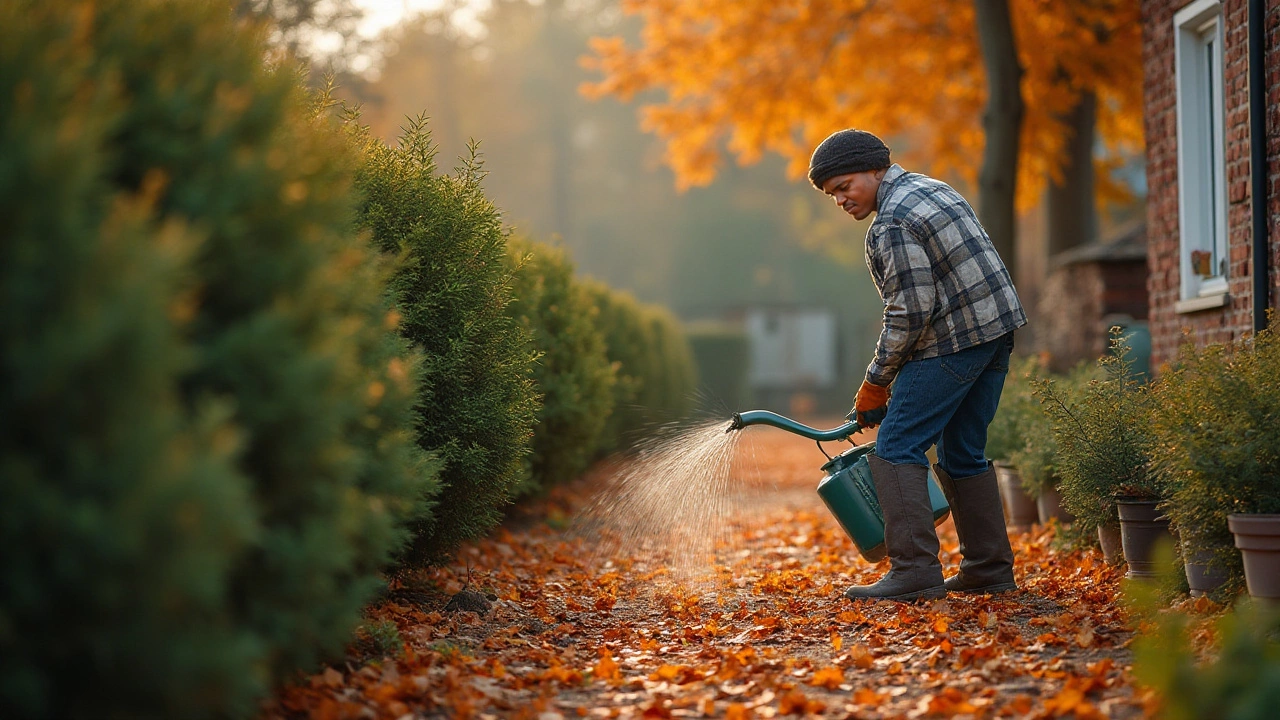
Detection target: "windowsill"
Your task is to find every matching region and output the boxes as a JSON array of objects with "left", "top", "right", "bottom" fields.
[{"left": 1175, "top": 293, "right": 1229, "bottom": 314}]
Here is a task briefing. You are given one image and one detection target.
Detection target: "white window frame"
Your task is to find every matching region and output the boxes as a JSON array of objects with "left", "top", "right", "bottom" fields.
[{"left": 1174, "top": 0, "right": 1229, "bottom": 313}]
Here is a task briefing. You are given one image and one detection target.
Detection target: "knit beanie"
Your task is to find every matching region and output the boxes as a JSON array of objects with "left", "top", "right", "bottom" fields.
[{"left": 807, "top": 129, "right": 891, "bottom": 189}]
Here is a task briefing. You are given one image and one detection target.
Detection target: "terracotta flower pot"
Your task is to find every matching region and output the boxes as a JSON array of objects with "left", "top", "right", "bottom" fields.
[
  {"left": 1036, "top": 484, "right": 1074, "bottom": 525},
  {"left": 1227, "top": 513, "right": 1280, "bottom": 601},
  {"left": 1097, "top": 523, "right": 1123, "bottom": 564},
  {"left": 1116, "top": 497, "right": 1173, "bottom": 580},
  {"left": 994, "top": 462, "right": 1038, "bottom": 529}
]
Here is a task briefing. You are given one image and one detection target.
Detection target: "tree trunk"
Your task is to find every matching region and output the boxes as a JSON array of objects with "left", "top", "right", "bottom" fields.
[
  {"left": 973, "top": 0, "right": 1024, "bottom": 278},
  {"left": 1047, "top": 91, "right": 1097, "bottom": 257}
]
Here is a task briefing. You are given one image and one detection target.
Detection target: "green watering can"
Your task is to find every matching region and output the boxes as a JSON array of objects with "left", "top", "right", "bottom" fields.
[{"left": 727, "top": 410, "right": 951, "bottom": 562}]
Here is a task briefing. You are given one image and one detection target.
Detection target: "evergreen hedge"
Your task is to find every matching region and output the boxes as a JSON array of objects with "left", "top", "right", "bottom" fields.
[
  {"left": 582, "top": 281, "right": 698, "bottom": 453},
  {"left": 642, "top": 305, "right": 699, "bottom": 422},
  {"left": 0, "top": 2, "right": 434, "bottom": 717},
  {"left": 506, "top": 237, "right": 615, "bottom": 493},
  {"left": 348, "top": 115, "right": 540, "bottom": 563}
]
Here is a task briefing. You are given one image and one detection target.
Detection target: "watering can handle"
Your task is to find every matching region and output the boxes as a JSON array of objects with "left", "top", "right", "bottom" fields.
[{"left": 728, "top": 410, "right": 861, "bottom": 442}]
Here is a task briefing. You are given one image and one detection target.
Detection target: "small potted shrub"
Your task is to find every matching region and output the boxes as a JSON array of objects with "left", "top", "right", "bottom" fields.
[
  {"left": 1010, "top": 361, "right": 1100, "bottom": 529},
  {"left": 1008, "top": 401, "right": 1068, "bottom": 524},
  {"left": 1034, "top": 331, "right": 1164, "bottom": 570},
  {"left": 1151, "top": 324, "right": 1280, "bottom": 601},
  {"left": 987, "top": 354, "right": 1042, "bottom": 528}
]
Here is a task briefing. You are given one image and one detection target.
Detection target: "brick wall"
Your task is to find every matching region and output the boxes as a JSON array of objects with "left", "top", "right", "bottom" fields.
[{"left": 1142, "top": 0, "right": 1280, "bottom": 368}]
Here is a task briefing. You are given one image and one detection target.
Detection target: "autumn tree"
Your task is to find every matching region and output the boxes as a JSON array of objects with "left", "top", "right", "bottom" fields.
[{"left": 582, "top": 0, "right": 1144, "bottom": 273}]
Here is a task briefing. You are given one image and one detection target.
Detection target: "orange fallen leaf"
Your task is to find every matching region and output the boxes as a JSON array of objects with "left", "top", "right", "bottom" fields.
[
  {"left": 593, "top": 650, "right": 621, "bottom": 683},
  {"left": 852, "top": 686, "right": 885, "bottom": 707},
  {"left": 849, "top": 644, "right": 875, "bottom": 670},
  {"left": 810, "top": 666, "right": 844, "bottom": 690}
]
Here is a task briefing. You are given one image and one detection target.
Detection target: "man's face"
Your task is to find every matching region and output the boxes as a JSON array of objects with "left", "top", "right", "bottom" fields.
[{"left": 821, "top": 169, "right": 885, "bottom": 221}]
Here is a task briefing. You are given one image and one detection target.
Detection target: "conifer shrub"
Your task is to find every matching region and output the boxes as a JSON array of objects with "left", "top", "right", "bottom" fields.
[
  {"left": 640, "top": 305, "right": 699, "bottom": 423},
  {"left": 1131, "top": 566, "right": 1280, "bottom": 720},
  {"left": 1, "top": 2, "right": 434, "bottom": 716},
  {"left": 1011, "top": 361, "right": 1098, "bottom": 499},
  {"left": 506, "top": 237, "right": 615, "bottom": 493},
  {"left": 985, "top": 354, "right": 1042, "bottom": 464},
  {"left": 583, "top": 280, "right": 654, "bottom": 453},
  {"left": 1034, "top": 332, "right": 1162, "bottom": 534},
  {"left": 583, "top": 283, "right": 699, "bottom": 453},
  {"left": 349, "top": 115, "right": 540, "bottom": 563},
  {"left": 1149, "top": 324, "right": 1280, "bottom": 592}
]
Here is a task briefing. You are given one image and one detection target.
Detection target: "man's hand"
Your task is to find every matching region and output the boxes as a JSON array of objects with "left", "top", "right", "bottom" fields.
[{"left": 853, "top": 380, "right": 890, "bottom": 428}]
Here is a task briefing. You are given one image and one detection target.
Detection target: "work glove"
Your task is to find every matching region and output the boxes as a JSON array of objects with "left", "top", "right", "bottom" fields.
[{"left": 851, "top": 379, "right": 890, "bottom": 428}]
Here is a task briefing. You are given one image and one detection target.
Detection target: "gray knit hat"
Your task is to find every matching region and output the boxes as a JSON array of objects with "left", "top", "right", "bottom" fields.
[{"left": 807, "top": 129, "right": 891, "bottom": 189}]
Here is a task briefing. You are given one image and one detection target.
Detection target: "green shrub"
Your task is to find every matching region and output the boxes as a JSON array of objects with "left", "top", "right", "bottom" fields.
[
  {"left": 1133, "top": 594, "right": 1280, "bottom": 720},
  {"left": 986, "top": 354, "right": 1042, "bottom": 464},
  {"left": 686, "top": 321, "right": 751, "bottom": 411},
  {"left": 506, "top": 236, "right": 615, "bottom": 493},
  {"left": 1034, "top": 331, "right": 1161, "bottom": 534},
  {"left": 640, "top": 305, "right": 699, "bottom": 422},
  {"left": 582, "top": 280, "right": 651, "bottom": 453},
  {"left": 1150, "top": 324, "right": 1280, "bottom": 593},
  {"left": 1010, "top": 361, "right": 1098, "bottom": 499},
  {"left": 0, "top": 2, "right": 434, "bottom": 717},
  {"left": 349, "top": 114, "right": 540, "bottom": 563},
  {"left": 579, "top": 282, "right": 697, "bottom": 454}
]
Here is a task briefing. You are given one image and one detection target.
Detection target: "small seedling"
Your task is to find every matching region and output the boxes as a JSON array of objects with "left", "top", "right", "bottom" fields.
[{"left": 362, "top": 620, "right": 403, "bottom": 657}]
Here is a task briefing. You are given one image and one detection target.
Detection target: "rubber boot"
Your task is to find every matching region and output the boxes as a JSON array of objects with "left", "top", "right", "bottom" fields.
[
  {"left": 934, "top": 464, "right": 1018, "bottom": 594},
  {"left": 845, "top": 456, "right": 947, "bottom": 601}
]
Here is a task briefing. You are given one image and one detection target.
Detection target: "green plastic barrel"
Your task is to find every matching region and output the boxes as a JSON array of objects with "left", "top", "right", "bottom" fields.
[{"left": 816, "top": 442, "right": 951, "bottom": 562}]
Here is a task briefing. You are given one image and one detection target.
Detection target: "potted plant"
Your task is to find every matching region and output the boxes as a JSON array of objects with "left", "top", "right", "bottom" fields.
[
  {"left": 1150, "top": 323, "right": 1280, "bottom": 601},
  {"left": 987, "top": 354, "right": 1042, "bottom": 529},
  {"left": 1008, "top": 401, "right": 1070, "bottom": 525},
  {"left": 1034, "top": 331, "right": 1164, "bottom": 572},
  {"left": 1009, "top": 359, "right": 1102, "bottom": 529}
]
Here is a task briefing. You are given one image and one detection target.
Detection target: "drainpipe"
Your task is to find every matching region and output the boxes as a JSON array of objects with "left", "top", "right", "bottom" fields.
[{"left": 1250, "top": 0, "right": 1270, "bottom": 333}]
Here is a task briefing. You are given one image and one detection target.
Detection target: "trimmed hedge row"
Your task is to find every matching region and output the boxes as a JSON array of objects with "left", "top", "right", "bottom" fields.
[
  {"left": 582, "top": 280, "right": 698, "bottom": 455},
  {"left": 1, "top": 1, "right": 435, "bottom": 717},
  {"left": 506, "top": 237, "right": 616, "bottom": 494},
  {"left": 0, "top": 3, "right": 699, "bottom": 717},
  {"left": 348, "top": 115, "right": 541, "bottom": 563}
]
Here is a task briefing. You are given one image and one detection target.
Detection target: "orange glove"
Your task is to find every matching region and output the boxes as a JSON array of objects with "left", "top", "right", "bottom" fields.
[{"left": 853, "top": 380, "right": 890, "bottom": 427}]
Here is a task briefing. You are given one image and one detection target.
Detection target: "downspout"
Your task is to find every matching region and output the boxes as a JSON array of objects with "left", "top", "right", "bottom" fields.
[{"left": 1250, "top": 0, "right": 1270, "bottom": 333}]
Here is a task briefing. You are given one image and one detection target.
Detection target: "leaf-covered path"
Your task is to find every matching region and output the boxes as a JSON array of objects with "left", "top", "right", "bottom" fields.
[{"left": 266, "top": 422, "right": 1153, "bottom": 719}]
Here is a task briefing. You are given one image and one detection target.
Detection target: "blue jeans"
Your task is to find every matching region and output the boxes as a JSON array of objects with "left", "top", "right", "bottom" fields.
[{"left": 874, "top": 333, "right": 1015, "bottom": 478}]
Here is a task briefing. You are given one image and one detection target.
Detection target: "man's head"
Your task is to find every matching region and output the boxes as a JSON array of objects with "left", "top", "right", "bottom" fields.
[{"left": 807, "top": 129, "right": 891, "bottom": 221}]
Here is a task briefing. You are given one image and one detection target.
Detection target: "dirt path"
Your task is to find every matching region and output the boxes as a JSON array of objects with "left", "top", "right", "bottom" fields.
[{"left": 266, "top": 421, "right": 1151, "bottom": 719}]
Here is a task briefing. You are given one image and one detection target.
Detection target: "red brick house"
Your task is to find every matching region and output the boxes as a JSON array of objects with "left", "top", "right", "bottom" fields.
[{"left": 1143, "top": 0, "right": 1279, "bottom": 367}]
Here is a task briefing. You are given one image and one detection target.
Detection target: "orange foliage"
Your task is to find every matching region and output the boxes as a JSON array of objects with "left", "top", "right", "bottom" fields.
[{"left": 581, "top": 0, "right": 1142, "bottom": 208}]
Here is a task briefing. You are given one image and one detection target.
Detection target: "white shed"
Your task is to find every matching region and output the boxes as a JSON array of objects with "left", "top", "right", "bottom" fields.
[{"left": 744, "top": 307, "right": 838, "bottom": 390}]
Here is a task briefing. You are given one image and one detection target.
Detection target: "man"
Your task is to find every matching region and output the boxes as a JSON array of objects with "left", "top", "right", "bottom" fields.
[{"left": 808, "top": 129, "right": 1027, "bottom": 601}]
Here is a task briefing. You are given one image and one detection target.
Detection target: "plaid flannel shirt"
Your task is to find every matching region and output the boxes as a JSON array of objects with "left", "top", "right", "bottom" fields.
[{"left": 863, "top": 164, "right": 1027, "bottom": 387}]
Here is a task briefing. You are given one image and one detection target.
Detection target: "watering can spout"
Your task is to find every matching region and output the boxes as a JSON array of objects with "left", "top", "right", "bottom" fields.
[{"left": 726, "top": 410, "right": 859, "bottom": 442}]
